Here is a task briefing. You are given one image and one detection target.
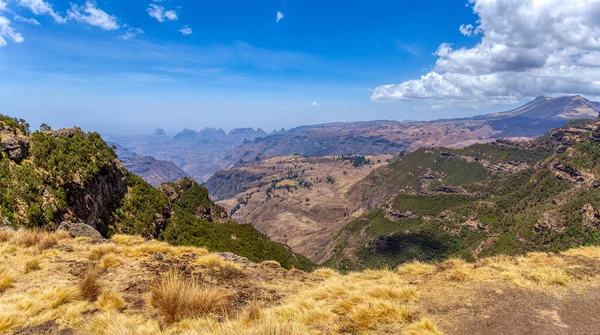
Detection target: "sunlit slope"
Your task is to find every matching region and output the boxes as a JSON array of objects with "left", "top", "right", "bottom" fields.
[{"left": 2, "top": 230, "right": 600, "bottom": 334}]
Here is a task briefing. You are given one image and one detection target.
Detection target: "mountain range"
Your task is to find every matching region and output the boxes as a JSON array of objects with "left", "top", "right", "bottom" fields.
[
  {"left": 207, "top": 101, "right": 600, "bottom": 266},
  {"left": 107, "top": 95, "right": 600, "bottom": 186}
]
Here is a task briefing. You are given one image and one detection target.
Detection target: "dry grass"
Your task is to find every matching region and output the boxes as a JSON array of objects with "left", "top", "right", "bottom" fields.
[
  {"left": 0, "top": 314, "right": 22, "bottom": 333},
  {"left": 80, "top": 265, "right": 102, "bottom": 301},
  {"left": 47, "top": 286, "right": 80, "bottom": 308},
  {"left": 194, "top": 254, "right": 225, "bottom": 268},
  {"left": 24, "top": 257, "right": 41, "bottom": 273},
  {"left": 403, "top": 317, "right": 443, "bottom": 335},
  {"left": 100, "top": 253, "right": 123, "bottom": 268},
  {"left": 13, "top": 229, "right": 69, "bottom": 251},
  {"left": 98, "top": 292, "right": 127, "bottom": 311},
  {"left": 0, "top": 229, "right": 12, "bottom": 242},
  {"left": 0, "top": 266, "right": 14, "bottom": 293},
  {"left": 397, "top": 260, "right": 438, "bottom": 277},
  {"left": 88, "top": 244, "right": 119, "bottom": 261},
  {"left": 151, "top": 271, "right": 232, "bottom": 323},
  {"left": 111, "top": 234, "right": 145, "bottom": 246},
  {"left": 313, "top": 268, "right": 339, "bottom": 278},
  {"left": 4, "top": 230, "right": 600, "bottom": 335},
  {"left": 124, "top": 240, "right": 208, "bottom": 259}
]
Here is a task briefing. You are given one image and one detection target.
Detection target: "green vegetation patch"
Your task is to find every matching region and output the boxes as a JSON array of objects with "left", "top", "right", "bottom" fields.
[
  {"left": 163, "top": 210, "right": 314, "bottom": 271},
  {"left": 393, "top": 194, "right": 476, "bottom": 217}
]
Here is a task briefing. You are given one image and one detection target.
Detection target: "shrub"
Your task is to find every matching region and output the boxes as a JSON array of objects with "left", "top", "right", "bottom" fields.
[{"left": 80, "top": 265, "right": 102, "bottom": 302}]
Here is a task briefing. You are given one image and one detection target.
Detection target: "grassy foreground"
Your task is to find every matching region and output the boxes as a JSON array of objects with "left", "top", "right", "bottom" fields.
[{"left": 2, "top": 230, "right": 600, "bottom": 334}]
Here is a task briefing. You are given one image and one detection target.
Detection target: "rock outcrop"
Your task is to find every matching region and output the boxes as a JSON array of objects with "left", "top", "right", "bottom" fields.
[
  {"left": 0, "top": 128, "right": 30, "bottom": 163},
  {"left": 58, "top": 222, "right": 104, "bottom": 240},
  {"left": 61, "top": 162, "right": 128, "bottom": 232}
]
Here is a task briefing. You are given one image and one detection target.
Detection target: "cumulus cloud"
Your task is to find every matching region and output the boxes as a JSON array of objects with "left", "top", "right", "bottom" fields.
[
  {"left": 119, "top": 26, "right": 144, "bottom": 40},
  {"left": 147, "top": 4, "right": 177, "bottom": 22},
  {"left": 312, "top": 101, "right": 319, "bottom": 107},
  {"left": 179, "top": 25, "right": 192, "bottom": 35},
  {"left": 276, "top": 11, "right": 284, "bottom": 23},
  {"left": 0, "top": 16, "right": 24, "bottom": 47},
  {"left": 0, "top": 1, "right": 7, "bottom": 12},
  {"left": 18, "top": 0, "right": 66, "bottom": 23},
  {"left": 372, "top": 0, "right": 600, "bottom": 106}
]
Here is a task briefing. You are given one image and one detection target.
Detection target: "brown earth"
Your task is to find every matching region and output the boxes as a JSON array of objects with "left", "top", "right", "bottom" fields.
[{"left": 215, "top": 154, "right": 393, "bottom": 262}]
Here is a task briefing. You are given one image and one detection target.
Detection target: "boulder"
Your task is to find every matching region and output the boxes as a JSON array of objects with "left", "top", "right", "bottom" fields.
[
  {"left": 0, "top": 132, "right": 30, "bottom": 163},
  {"left": 57, "top": 222, "right": 103, "bottom": 240},
  {"left": 215, "top": 252, "right": 255, "bottom": 266}
]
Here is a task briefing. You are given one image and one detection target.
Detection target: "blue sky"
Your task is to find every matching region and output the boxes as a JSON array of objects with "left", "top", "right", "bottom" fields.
[{"left": 1, "top": 0, "right": 596, "bottom": 134}]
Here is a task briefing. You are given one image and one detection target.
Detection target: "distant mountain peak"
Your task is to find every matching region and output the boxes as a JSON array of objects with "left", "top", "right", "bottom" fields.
[
  {"left": 153, "top": 128, "right": 167, "bottom": 136},
  {"left": 485, "top": 95, "right": 600, "bottom": 121}
]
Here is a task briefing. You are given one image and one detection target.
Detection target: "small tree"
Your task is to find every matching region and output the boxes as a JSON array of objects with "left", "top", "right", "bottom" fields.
[{"left": 39, "top": 123, "right": 52, "bottom": 131}]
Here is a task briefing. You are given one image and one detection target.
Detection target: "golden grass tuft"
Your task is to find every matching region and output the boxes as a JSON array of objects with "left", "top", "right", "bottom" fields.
[
  {"left": 313, "top": 268, "right": 339, "bottom": 278},
  {"left": 100, "top": 253, "right": 123, "bottom": 269},
  {"left": 80, "top": 265, "right": 102, "bottom": 302},
  {"left": 98, "top": 292, "right": 127, "bottom": 311},
  {"left": 343, "top": 301, "right": 415, "bottom": 331},
  {"left": 397, "top": 260, "right": 438, "bottom": 277},
  {"left": 48, "top": 286, "right": 80, "bottom": 308},
  {"left": 183, "top": 314, "right": 308, "bottom": 335},
  {"left": 367, "top": 286, "right": 419, "bottom": 302},
  {"left": 111, "top": 234, "right": 145, "bottom": 246},
  {"left": 0, "top": 314, "right": 23, "bottom": 333},
  {"left": 13, "top": 229, "right": 69, "bottom": 251},
  {"left": 195, "top": 254, "right": 225, "bottom": 268},
  {"left": 524, "top": 267, "right": 570, "bottom": 286},
  {"left": 403, "top": 317, "right": 444, "bottom": 335},
  {"left": 0, "top": 229, "right": 12, "bottom": 242},
  {"left": 24, "top": 257, "right": 41, "bottom": 273},
  {"left": 0, "top": 266, "right": 14, "bottom": 293},
  {"left": 88, "top": 244, "right": 119, "bottom": 261},
  {"left": 151, "top": 271, "right": 232, "bottom": 323},
  {"left": 89, "top": 313, "right": 140, "bottom": 335}
]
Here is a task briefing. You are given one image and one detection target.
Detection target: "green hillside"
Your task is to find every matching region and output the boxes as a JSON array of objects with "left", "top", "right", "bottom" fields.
[
  {"left": 0, "top": 115, "right": 314, "bottom": 270},
  {"left": 327, "top": 119, "right": 600, "bottom": 271}
]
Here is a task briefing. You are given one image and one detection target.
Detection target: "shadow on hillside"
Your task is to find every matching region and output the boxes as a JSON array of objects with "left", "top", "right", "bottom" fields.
[{"left": 369, "top": 232, "right": 449, "bottom": 262}]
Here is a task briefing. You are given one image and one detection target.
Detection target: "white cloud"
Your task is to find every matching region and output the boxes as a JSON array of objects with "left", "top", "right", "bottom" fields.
[
  {"left": 312, "top": 101, "right": 319, "bottom": 107},
  {"left": 67, "top": 1, "right": 119, "bottom": 30},
  {"left": 372, "top": 0, "right": 600, "bottom": 107},
  {"left": 0, "top": 1, "right": 7, "bottom": 12},
  {"left": 119, "top": 26, "right": 144, "bottom": 40},
  {"left": 459, "top": 24, "right": 475, "bottom": 36},
  {"left": 179, "top": 25, "right": 192, "bottom": 35},
  {"left": 0, "top": 16, "right": 24, "bottom": 47},
  {"left": 14, "top": 15, "right": 41, "bottom": 25},
  {"left": 147, "top": 4, "right": 177, "bottom": 22},
  {"left": 276, "top": 11, "right": 284, "bottom": 23},
  {"left": 18, "top": 0, "right": 66, "bottom": 23}
]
